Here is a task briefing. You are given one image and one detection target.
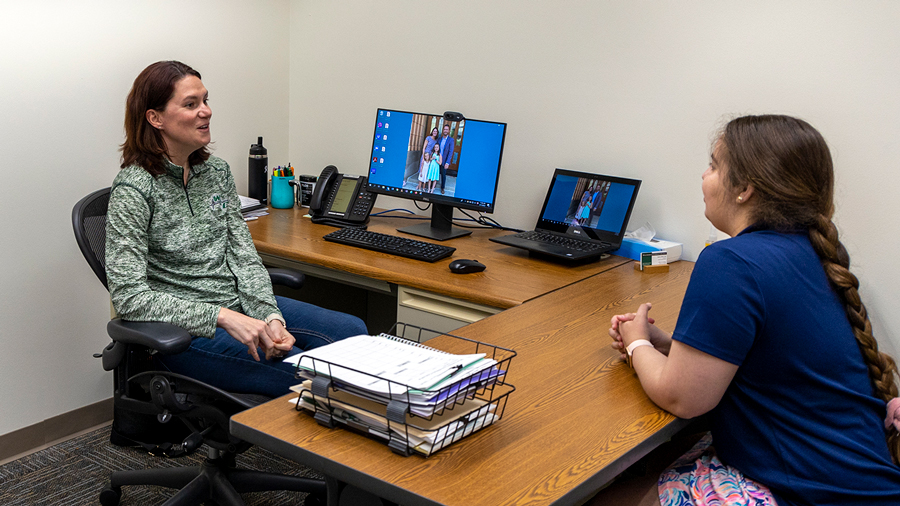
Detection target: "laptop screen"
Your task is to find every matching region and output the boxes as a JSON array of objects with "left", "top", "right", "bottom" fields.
[{"left": 536, "top": 169, "right": 641, "bottom": 244}]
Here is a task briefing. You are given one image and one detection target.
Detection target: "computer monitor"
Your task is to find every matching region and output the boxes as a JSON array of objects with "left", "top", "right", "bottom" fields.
[{"left": 365, "top": 108, "right": 507, "bottom": 240}]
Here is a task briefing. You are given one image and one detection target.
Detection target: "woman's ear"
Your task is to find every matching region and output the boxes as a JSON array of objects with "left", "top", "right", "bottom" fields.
[
  {"left": 737, "top": 184, "right": 755, "bottom": 204},
  {"left": 145, "top": 109, "right": 163, "bottom": 130}
]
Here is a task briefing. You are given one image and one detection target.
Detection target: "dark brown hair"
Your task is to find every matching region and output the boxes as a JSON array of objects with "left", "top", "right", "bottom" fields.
[
  {"left": 718, "top": 114, "right": 899, "bottom": 462},
  {"left": 120, "top": 61, "right": 210, "bottom": 176}
]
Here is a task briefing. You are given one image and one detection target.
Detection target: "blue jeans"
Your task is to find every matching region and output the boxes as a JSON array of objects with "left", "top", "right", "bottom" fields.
[{"left": 156, "top": 296, "right": 367, "bottom": 397}]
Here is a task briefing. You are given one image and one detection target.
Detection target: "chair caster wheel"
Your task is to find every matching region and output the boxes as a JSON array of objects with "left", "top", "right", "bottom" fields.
[
  {"left": 99, "top": 486, "right": 121, "bottom": 506},
  {"left": 303, "top": 493, "right": 326, "bottom": 506}
]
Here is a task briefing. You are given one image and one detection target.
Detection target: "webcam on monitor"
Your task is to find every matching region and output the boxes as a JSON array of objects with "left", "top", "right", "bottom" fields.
[{"left": 443, "top": 111, "right": 465, "bottom": 122}]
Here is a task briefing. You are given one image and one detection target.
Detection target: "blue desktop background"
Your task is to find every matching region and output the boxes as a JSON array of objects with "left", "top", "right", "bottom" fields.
[
  {"left": 542, "top": 175, "right": 635, "bottom": 233},
  {"left": 367, "top": 110, "right": 505, "bottom": 208}
]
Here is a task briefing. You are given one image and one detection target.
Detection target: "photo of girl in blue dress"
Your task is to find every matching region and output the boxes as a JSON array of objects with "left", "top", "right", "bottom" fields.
[{"left": 426, "top": 143, "right": 442, "bottom": 193}]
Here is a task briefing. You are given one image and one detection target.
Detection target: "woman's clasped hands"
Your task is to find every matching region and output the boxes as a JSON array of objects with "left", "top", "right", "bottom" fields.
[
  {"left": 217, "top": 308, "right": 296, "bottom": 361},
  {"left": 608, "top": 302, "right": 673, "bottom": 362}
]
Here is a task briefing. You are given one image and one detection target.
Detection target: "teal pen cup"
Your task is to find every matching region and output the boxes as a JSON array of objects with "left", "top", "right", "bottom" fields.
[{"left": 270, "top": 176, "right": 295, "bottom": 209}]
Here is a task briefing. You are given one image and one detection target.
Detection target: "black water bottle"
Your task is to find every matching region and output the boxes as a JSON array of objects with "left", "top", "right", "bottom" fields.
[{"left": 248, "top": 137, "right": 268, "bottom": 204}]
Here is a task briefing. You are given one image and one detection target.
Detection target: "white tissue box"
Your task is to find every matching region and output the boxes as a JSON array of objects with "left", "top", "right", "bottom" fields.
[{"left": 612, "top": 237, "right": 683, "bottom": 262}]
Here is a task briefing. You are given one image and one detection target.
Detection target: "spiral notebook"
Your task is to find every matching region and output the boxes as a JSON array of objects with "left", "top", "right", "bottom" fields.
[{"left": 286, "top": 333, "right": 494, "bottom": 395}]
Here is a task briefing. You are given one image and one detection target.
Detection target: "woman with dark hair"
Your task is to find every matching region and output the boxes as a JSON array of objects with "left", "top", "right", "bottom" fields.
[
  {"left": 609, "top": 115, "right": 900, "bottom": 505},
  {"left": 106, "top": 61, "right": 367, "bottom": 398},
  {"left": 422, "top": 126, "right": 440, "bottom": 163}
]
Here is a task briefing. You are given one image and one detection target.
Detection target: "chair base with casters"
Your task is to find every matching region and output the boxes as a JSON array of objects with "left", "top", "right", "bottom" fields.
[
  {"left": 98, "top": 369, "right": 328, "bottom": 506},
  {"left": 73, "top": 187, "right": 330, "bottom": 506},
  {"left": 100, "top": 449, "right": 327, "bottom": 506}
]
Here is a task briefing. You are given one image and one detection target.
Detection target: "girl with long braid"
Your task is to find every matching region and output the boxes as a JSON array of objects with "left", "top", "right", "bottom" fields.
[{"left": 609, "top": 115, "right": 900, "bottom": 505}]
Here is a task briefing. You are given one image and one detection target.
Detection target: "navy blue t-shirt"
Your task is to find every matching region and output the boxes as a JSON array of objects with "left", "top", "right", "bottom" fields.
[{"left": 673, "top": 227, "right": 900, "bottom": 506}]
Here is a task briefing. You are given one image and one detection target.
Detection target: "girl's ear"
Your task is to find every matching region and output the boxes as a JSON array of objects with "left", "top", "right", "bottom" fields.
[{"left": 737, "top": 184, "right": 755, "bottom": 204}]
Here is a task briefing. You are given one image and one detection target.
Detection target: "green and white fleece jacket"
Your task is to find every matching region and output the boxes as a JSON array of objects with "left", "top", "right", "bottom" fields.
[{"left": 105, "top": 156, "right": 280, "bottom": 338}]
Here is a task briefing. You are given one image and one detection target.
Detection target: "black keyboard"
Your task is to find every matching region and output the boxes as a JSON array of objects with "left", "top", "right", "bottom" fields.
[
  {"left": 517, "top": 230, "right": 609, "bottom": 252},
  {"left": 323, "top": 227, "right": 456, "bottom": 262}
]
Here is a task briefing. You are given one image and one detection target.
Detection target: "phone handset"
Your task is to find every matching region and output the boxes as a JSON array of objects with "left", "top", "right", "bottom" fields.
[
  {"left": 309, "top": 165, "right": 376, "bottom": 227},
  {"left": 309, "top": 165, "right": 338, "bottom": 216}
]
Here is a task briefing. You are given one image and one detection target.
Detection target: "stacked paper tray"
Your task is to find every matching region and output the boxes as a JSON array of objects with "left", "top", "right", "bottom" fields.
[{"left": 288, "top": 323, "right": 517, "bottom": 457}]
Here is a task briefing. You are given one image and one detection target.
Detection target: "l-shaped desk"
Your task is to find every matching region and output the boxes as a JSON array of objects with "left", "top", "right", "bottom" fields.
[{"left": 232, "top": 208, "right": 693, "bottom": 505}]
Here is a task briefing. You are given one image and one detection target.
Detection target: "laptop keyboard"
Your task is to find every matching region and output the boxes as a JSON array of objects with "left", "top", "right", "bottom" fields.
[{"left": 516, "top": 231, "right": 610, "bottom": 252}]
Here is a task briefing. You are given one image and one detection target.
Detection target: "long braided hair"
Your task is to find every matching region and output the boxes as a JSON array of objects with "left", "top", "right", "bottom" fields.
[{"left": 718, "top": 114, "right": 900, "bottom": 463}]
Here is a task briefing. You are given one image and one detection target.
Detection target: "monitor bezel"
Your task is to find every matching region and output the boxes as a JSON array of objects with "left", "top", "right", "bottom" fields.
[{"left": 364, "top": 108, "right": 507, "bottom": 215}]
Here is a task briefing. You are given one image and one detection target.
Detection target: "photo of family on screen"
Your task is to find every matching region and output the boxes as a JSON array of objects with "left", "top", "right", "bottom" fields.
[
  {"left": 566, "top": 179, "right": 611, "bottom": 228},
  {"left": 401, "top": 115, "right": 465, "bottom": 197}
]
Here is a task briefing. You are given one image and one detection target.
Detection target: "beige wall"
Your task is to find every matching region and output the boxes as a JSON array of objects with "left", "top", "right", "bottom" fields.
[
  {"left": 289, "top": 0, "right": 900, "bottom": 356},
  {"left": 2, "top": 0, "right": 899, "bottom": 438},
  {"left": 0, "top": 0, "right": 291, "bottom": 436}
]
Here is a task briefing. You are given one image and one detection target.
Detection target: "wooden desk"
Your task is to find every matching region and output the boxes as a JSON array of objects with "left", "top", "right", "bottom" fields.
[
  {"left": 231, "top": 260, "right": 694, "bottom": 506},
  {"left": 248, "top": 208, "right": 630, "bottom": 310}
]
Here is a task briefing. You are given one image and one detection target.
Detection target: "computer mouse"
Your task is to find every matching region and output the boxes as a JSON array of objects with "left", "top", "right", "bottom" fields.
[{"left": 448, "top": 259, "right": 486, "bottom": 274}]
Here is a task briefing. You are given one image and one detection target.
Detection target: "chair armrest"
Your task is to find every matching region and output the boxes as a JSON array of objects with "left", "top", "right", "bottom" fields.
[
  {"left": 266, "top": 267, "right": 305, "bottom": 290},
  {"left": 107, "top": 319, "right": 193, "bottom": 355},
  {"left": 104, "top": 269, "right": 302, "bottom": 355}
]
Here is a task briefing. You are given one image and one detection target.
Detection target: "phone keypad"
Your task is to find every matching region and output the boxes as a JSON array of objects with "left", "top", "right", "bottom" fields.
[{"left": 352, "top": 191, "right": 375, "bottom": 217}]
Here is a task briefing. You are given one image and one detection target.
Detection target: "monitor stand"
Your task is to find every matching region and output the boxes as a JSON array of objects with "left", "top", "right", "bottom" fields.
[{"left": 397, "top": 203, "right": 472, "bottom": 241}]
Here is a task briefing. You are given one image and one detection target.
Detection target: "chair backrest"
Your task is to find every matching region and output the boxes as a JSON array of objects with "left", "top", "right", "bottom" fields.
[{"left": 72, "top": 188, "right": 111, "bottom": 290}]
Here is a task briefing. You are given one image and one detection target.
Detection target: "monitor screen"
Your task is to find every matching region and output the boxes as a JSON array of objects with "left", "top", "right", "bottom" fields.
[{"left": 365, "top": 108, "right": 507, "bottom": 240}]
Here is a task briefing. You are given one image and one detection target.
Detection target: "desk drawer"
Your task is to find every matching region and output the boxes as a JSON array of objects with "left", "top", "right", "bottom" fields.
[{"left": 397, "top": 286, "right": 501, "bottom": 336}]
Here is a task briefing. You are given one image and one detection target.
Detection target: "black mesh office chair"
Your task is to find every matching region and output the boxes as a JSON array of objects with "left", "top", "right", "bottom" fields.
[{"left": 73, "top": 187, "right": 327, "bottom": 506}]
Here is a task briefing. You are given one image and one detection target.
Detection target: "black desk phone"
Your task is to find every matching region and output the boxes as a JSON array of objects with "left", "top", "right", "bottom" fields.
[{"left": 309, "top": 165, "right": 376, "bottom": 227}]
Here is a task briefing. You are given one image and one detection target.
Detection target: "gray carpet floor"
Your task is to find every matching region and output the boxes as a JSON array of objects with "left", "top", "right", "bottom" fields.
[{"left": 0, "top": 425, "right": 323, "bottom": 505}]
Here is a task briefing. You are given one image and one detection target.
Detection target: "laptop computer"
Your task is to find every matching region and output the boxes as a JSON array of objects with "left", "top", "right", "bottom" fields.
[{"left": 490, "top": 168, "right": 641, "bottom": 262}]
